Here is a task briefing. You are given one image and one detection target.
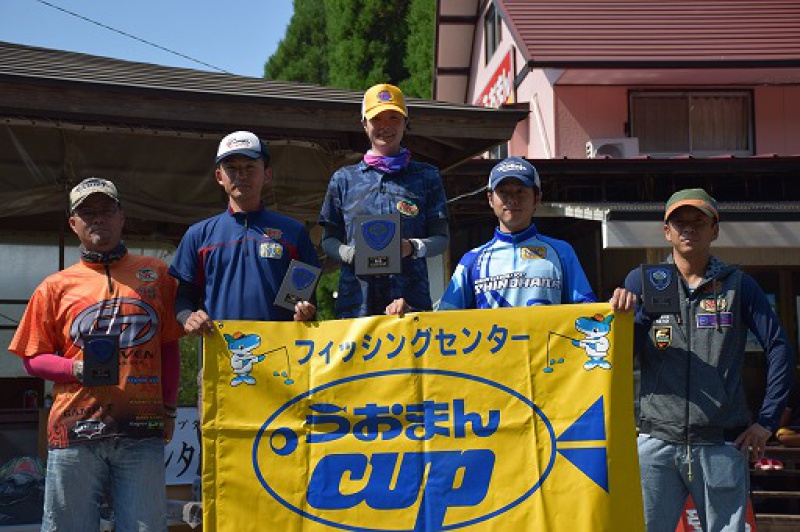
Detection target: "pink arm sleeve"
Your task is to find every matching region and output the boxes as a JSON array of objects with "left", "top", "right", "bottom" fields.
[
  {"left": 23, "top": 353, "right": 76, "bottom": 383},
  {"left": 161, "top": 340, "right": 180, "bottom": 407}
]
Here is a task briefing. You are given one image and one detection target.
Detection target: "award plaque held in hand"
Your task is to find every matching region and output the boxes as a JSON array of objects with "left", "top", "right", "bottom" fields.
[
  {"left": 81, "top": 333, "right": 120, "bottom": 386},
  {"left": 274, "top": 260, "right": 322, "bottom": 311},
  {"left": 641, "top": 263, "right": 681, "bottom": 316},
  {"left": 354, "top": 213, "right": 402, "bottom": 276}
]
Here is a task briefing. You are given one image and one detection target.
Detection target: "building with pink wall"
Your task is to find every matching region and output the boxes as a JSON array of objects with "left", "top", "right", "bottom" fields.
[{"left": 434, "top": 1, "right": 800, "bottom": 372}]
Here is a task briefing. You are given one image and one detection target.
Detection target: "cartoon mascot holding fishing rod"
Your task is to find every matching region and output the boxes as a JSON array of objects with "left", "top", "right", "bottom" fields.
[
  {"left": 571, "top": 314, "right": 614, "bottom": 371},
  {"left": 545, "top": 314, "right": 614, "bottom": 373}
]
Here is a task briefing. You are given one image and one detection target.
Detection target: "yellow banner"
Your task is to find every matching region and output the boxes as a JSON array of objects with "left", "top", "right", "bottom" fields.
[{"left": 202, "top": 304, "right": 644, "bottom": 531}]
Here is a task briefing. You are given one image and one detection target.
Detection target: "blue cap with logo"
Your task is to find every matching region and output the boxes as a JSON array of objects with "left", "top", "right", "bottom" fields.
[{"left": 488, "top": 157, "right": 541, "bottom": 190}]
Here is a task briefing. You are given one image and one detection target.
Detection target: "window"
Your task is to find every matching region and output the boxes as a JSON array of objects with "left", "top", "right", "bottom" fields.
[
  {"left": 484, "top": 3, "right": 502, "bottom": 64},
  {"left": 489, "top": 143, "right": 508, "bottom": 160},
  {"left": 630, "top": 91, "right": 753, "bottom": 156}
]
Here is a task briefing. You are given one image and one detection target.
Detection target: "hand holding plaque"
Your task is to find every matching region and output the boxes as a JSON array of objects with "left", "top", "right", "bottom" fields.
[
  {"left": 354, "top": 213, "right": 402, "bottom": 276},
  {"left": 81, "top": 333, "right": 120, "bottom": 386},
  {"left": 275, "top": 260, "right": 322, "bottom": 311}
]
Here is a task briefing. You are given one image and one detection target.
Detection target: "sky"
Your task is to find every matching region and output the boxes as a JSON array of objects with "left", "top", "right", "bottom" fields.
[{"left": 0, "top": 0, "right": 295, "bottom": 78}]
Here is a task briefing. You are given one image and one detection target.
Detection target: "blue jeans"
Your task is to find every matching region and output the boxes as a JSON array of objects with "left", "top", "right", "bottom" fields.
[
  {"left": 638, "top": 434, "right": 749, "bottom": 532},
  {"left": 42, "top": 437, "right": 167, "bottom": 532}
]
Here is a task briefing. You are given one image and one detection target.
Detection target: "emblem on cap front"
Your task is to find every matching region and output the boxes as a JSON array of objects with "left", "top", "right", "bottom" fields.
[
  {"left": 227, "top": 138, "right": 253, "bottom": 149},
  {"left": 378, "top": 90, "right": 392, "bottom": 102}
]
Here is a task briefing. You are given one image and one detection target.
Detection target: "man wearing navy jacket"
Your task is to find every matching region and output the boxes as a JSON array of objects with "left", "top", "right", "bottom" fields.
[{"left": 624, "top": 188, "right": 795, "bottom": 532}]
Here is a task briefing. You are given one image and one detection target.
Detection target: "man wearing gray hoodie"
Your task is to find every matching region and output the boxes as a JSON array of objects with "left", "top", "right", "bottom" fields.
[{"left": 624, "top": 188, "right": 795, "bottom": 532}]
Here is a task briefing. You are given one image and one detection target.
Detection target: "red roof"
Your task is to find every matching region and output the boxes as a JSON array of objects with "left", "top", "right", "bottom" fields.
[{"left": 499, "top": 0, "right": 800, "bottom": 65}]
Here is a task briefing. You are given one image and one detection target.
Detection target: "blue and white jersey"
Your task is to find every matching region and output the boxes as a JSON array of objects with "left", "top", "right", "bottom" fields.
[{"left": 439, "top": 224, "right": 596, "bottom": 310}]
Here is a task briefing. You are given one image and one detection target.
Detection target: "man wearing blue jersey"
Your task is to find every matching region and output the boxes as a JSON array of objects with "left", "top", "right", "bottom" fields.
[
  {"left": 170, "top": 130, "right": 319, "bottom": 333},
  {"left": 386, "top": 156, "right": 634, "bottom": 315}
]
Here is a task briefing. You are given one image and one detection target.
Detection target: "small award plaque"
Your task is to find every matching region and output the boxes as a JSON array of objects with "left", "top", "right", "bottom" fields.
[
  {"left": 82, "top": 333, "right": 120, "bottom": 386},
  {"left": 641, "top": 263, "right": 681, "bottom": 316},
  {"left": 354, "top": 213, "right": 402, "bottom": 276},
  {"left": 275, "top": 260, "right": 322, "bottom": 311}
]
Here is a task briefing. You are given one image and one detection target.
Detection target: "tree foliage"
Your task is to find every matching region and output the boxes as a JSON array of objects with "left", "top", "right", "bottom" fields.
[
  {"left": 265, "top": 0, "right": 434, "bottom": 98},
  {"left": 264, "top": 0, "right": 329, "bottom": 84}
]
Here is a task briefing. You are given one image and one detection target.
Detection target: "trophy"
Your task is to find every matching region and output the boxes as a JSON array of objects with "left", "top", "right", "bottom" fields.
[
  {"left": 82, "top": 333, "right": 120, "bottom": 386},
  {"left": 640, "top": 263, "right": 681, "bottom": 316},
  {"left": 354, "top": 213, "right": 402, "bottom": 275},
  {"left": 275, "top": 260, "right": 322, "bottom": 311}
]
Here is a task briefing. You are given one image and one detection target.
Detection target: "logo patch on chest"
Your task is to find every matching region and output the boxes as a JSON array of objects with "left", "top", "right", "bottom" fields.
[
  {"left": 260, "top": 242, "right": 283, "bottom": 259},
  {"left": 653, "top": 327, "right": 672, "bottom": 349},
  {"left": 700, "top": 296, "right": 727, "bottom": 312},
  {"left": 136, "top": 268, "right": 158, "bottom": 282},
  {"left": 396, "top": 199, "right": 419, "bottom": 217},
  {"left": 521, "top": 246, "right": 546, "bottom": 260},
  {"left": 696, "top": 312, "right": 733, "bottom": 328},
  {"left": 265, "top": 228, "right": 283, "bottom": 240}
]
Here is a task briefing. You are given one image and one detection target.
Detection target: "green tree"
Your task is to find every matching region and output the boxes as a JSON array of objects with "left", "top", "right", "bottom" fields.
[
  {"left": 178, "top": 336, "right": 200, "bottom": 406},
  {"left": 315, "top": 269, "right": 341, "bottom": 321},
  {"left": 400, "top": 0, "right": 434, "bottom": 98},
  {"left": 265, "top": 0, "right": 434, "bottom": 98},
  {"left": 325, "top": 0, "right": 410, "bottom": 89},
  {"left": 265, "top": 0, "right": 329, "bottom": 83}
]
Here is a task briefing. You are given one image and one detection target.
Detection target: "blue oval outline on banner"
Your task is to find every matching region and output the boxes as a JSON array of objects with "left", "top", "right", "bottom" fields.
[{"left": 252, "top": 368, "right": 557, "bottom": 531}]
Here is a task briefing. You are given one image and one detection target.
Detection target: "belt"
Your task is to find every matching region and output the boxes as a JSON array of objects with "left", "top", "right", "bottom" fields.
[{"left": 639, "top": 420, "right": 748, "bottom": 443}]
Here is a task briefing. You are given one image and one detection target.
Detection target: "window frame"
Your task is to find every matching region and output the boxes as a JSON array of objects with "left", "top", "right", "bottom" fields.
[
  {"left": 629, "top": 90, "right": 754, "bottom": 157},
  {"left": 484, "top": 3, "right": 502, "bottom": 64}
]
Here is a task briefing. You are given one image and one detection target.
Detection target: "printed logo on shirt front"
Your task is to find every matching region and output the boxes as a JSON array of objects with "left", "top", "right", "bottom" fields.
[
  {"left": 266, "top": 228, "right": 283, "bottom": 240},
  {"left": 136, "top": 285, "right": 156, "bottom": 300},
  {"left": 396, "top": 199, "right": 419, "bottom": 217},
  {"left": 70, "top": 298, "right": 159, "bottom": 349},
  {"left": 260, "top": 242, "right": 283, "bottom": 259},
  {"left": 136, "top": 268, "right": 158, "bottom": 282},
  {"left": 653, "top": 327, "right": 672, "bottom": 349},
  {"left": 521, "top": 246, "right": 546, "bottom": 260}
]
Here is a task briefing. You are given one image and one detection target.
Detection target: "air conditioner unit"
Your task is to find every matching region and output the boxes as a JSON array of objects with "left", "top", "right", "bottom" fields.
[{"left": 586, "top": 137, "right": 640, "bottom": 159}]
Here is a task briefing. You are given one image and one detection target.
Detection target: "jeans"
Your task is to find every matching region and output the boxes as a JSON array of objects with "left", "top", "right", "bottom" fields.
[
  {"left": 638, "top": 434, "right": 749, "bottom": 532},
  {"left": 42, "top": 437, "right": 167, "bottom": 532}
]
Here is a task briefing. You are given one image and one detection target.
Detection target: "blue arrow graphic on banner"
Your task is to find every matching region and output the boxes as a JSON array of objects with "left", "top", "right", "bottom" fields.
[{"left": 555, "top": 396, "right": 609, "bottom": 492}]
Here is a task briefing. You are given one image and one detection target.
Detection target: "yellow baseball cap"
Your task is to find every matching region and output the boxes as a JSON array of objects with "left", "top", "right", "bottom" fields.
[{"left": 361, "top": 84, "right": 407, "bottom": 120}]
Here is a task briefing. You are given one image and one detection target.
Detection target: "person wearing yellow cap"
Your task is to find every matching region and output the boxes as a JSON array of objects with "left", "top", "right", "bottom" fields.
[
  {"left": 623, "top": 188, "right": 795, "bottom": 531},
  {"left": 319, "top": 84, "right": 450, "bottom": 318}
]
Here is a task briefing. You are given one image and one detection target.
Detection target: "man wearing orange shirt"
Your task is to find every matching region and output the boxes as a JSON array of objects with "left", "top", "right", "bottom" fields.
[{"left": 9, "top": 178, "right": 183, "bottom": 531}]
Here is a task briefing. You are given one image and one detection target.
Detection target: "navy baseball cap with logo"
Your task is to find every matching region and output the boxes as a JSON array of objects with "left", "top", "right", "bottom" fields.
[
  {"left": 488, "top": 157, "right": 541, "bottom": 190},
  {"left": 216, "top": 131, "right": 270, "bottom": 164}
]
